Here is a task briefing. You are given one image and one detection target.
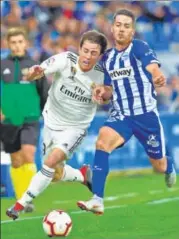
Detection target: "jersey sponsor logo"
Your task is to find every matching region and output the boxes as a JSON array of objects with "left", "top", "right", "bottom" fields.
[
  {"left": 147, "top": 134, "right": 160, "bottom": 147},
  {"left": 109, "top": 67, "right": 133, "bottom": 80},
  {"left": 60, "top": 85, "right": 91, "bottom": 103}
]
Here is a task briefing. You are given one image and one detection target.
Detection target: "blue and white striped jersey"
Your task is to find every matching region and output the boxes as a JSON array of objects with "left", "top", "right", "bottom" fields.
[{"left": 101, "top": 39, "right": 160, "bottom": 116}]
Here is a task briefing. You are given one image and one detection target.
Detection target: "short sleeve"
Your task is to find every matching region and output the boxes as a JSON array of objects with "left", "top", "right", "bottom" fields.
[
  {"left": 40, "top": 52, "right": 68, "bottom": 75},
  {"left": 134, "top": 40, "right": 161, "bottom": 68}
]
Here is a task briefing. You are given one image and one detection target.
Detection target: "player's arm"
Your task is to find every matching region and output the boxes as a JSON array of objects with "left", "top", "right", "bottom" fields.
[
  {"left": 92, "top": 67, "right": 113, "bottom": 105},
  {"left": 25, "top": 52, "right": 68, "bottom": 81},
  {"left": 91, "top": 57, "right": 113, "bottom": 105},
  {"left": 146, "top": 63, "right": 166, "bottom": 88},
  {"left": 25, "top": 65, "right": 45, "bottom": 81},
  {"left": 135, "top": 40, "right": 166, "bottom": 88}
]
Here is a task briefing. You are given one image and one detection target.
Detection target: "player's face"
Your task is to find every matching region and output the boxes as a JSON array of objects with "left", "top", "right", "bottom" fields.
[
  {"left": 8, "top": 34, "right": 27, "bottom": 57},
  {"left": 111, "top": 15, "right": 135, "bottom": 46},
  {"left": 78, "top": 40, "right": 101, "bottom": 72}
]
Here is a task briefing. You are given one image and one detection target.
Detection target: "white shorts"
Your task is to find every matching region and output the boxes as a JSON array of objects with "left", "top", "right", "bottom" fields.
[{"left": 42, "top": 125, "right": 87, "bottom": 160}]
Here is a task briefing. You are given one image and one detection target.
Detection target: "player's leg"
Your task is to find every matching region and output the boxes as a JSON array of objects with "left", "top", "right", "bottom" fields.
[
  {"left": 77, "top": 117, "right": 133, "bottom": 214},
  {"left": 6, "top": 127, "right": 87, "bottom": 219},
  {"left": 6, "top": 148, "right": 61, "bottom": 220},
  {"left": 19, "top": 127, "right": 88, "bottom": 202},
  {"left": 149, "top": 145, "right": 176, "bottom": 188},
  {"left": 0, "top": 124, "right": 25, "bottom": 200},
  {"left": 10, "top": 151, "right": 24, "bottom": 199},
  {"left": 51, "top": 127, "right": 89, "bottom": 184},
  {"left": 133, "top": 111, "right": 176, "bottom": 187},
  {"left": 148, "top": 118, "right": 176, "bottom": 187},
  {"left": 53, "top": 163, "right": 92, "bottom": 192},
  {"left": 18, "top": 122, "right": 39, "bottom": 212},
  {"left": 6, "top": 126, "right": 63, "bottom": 219}
]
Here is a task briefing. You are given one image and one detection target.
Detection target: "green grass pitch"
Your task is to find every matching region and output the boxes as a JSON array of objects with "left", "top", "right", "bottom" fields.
[{"left": 1, "top": 173, "right": 179, "bottom": 239}]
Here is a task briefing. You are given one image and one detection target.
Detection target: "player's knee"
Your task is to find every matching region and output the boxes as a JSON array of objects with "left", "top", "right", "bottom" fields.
[
  {"left": 11, "top": 154, "right": 24, "bottom": 168},
  {"left": 151, "top": 158, "right": 167, "bottom": 173},
  {"left": 96, "top": 139, "right": 110, "bottom": 152},
  {"left": 23, "top": 152, "right": 35, "bottom": 164},
  {"left": 45, "top": 148, "right": 66, "bottom": 169},
  {"left": 21, "top": 146, "right": 36, "bottom": 163}
]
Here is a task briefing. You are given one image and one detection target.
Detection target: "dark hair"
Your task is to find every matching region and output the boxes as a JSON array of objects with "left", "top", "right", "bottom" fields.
[
  {"left": 80, "top": 30, "right": 108, "bottom": 55},
  {"left": 113, "top": 9, "right": 135, "bottom": 24}
]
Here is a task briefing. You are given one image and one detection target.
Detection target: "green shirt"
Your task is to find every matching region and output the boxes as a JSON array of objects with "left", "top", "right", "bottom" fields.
[
  {"left": 1, "top": 82, "right": 41, "bottom": 125},
  {"left": 1, "top": 57, "right": 40, "bottom": 125}
]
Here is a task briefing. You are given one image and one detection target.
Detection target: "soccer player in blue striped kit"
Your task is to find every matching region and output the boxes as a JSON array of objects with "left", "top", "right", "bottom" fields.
[{"left": 77, "top": 9, "right": 177, "bottom": 214}]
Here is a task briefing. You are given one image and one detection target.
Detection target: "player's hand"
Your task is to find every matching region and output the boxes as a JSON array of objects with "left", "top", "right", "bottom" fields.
[
  {"left": 24, "top": 65, "right": 45, "bottom": 81},
  {"left": 153, "top": 73, "right": 166, "bottom": 88},
  {"left": 92, "top": 86, "right": 105, "bottom": 104},
  {"left": 92, "top": 85, "right": 103, "bottom": 105},
  {"left": 92, "top": 85, "right": 112, "bottom": 105}
]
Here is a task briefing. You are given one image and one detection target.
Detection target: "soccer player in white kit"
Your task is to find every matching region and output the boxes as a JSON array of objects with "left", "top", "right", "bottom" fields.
[{"left": 6, "top": 30, "right": 108, "bottom": 220}]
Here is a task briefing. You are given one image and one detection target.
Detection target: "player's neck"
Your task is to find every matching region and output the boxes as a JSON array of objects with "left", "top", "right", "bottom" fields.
[
  {"left": 78, "top": 61, "right": 93, "bottom": 73},
  {"left": 115, "top": 42, "right": 131, "bottom": 52}
]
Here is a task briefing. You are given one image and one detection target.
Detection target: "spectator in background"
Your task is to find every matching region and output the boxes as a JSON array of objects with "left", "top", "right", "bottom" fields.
[
  {"left": 0, "top": 27, "right": 49, "bottom": 212},
  {"left": 1, "top": 1, "right": 179, "bottom": 113}
]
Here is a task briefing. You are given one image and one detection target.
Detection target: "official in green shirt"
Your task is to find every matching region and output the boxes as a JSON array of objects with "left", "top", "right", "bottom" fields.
[{"left": 0, "top": 27, "right": 49, "bottom": 212}]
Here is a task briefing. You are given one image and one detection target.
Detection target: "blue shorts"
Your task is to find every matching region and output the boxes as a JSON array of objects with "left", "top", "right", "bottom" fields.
[{"left": 104, "top": 110, "right": 166, "bottom": 159}]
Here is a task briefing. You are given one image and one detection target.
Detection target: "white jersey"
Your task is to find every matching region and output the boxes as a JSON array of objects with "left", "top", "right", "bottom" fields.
[{"left": 41, "top": 51, "right": 104, "bottom": 130}]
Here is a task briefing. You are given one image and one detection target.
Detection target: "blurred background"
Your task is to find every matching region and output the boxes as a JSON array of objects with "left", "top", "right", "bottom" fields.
[
  {"left": 1, "top": 0, "right": 179, "bottom": 112},
  {"left": 1, "top": 1, "right": 179, "bottom": 198}
]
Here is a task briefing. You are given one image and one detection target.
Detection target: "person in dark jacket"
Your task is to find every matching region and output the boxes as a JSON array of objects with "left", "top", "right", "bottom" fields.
[{"left": 0, "top": 27, "right": 49, "bottom": 212}]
